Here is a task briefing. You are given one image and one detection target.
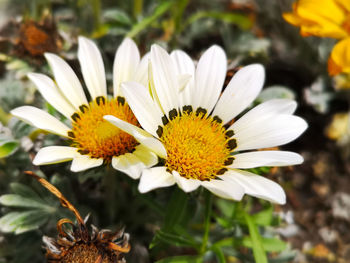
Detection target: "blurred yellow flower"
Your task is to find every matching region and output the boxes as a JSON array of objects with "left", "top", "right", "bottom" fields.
[
  {"left": 328, "top": 38, "right": 350, "bottom": 75},
  {"left": 283, "top": 0, "right": 350, "bottom": 76},
  {"left": 283, "top": 0, "right": 350, "bottom": 39}
]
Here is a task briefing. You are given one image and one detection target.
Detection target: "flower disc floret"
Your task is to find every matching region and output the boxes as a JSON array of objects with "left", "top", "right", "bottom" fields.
[
  {"left": 69, "top": 96, "right": 139, "bottom": 161},
  {"left": 158, "top": 107, "right": 236, "bottom": 181}
]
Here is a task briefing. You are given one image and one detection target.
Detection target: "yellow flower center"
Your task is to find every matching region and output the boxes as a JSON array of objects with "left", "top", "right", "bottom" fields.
[
  {"left": 343, "top": 14, "right": 350, "bottom": 35},
  {"left": 158, "top": 106, "right": 236, "bottom": 181},
  {"left": 68, "top": 96, "right": 139, "bottom": 162}
]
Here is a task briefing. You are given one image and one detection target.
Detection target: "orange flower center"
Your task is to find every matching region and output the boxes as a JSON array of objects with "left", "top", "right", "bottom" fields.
[
  {"left": 158, "top": 106, "right": 236, "bottom": 181},
  {"left": 69, "top": 96, "right": 139, "bottom": 162}
]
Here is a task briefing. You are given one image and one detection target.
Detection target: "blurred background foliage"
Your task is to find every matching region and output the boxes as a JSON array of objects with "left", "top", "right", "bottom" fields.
[{"left": 0, "top": 0, "right": 349, "bottom": 262}]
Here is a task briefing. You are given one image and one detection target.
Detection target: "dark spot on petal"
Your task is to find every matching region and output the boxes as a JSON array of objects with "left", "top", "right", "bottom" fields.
[
  {"left": 79, "top": 105, "right": 89, "bottom": 113},
  {"left": 162, "top": 115, "right": 169, "bottom": 125},
  {"left": 71, "top": 113, "right": 81, "bottom": 122},
  {"left": 67, "top": 131, "right": 75, "bottom": 138},
  {"left": 78, "top": 149, "right": 90, "bottom": 155},
  {"left": 217, "top": 168, "right": 227, "bottom": 175},
  {"left": 169, "top": 109, "right": 178, "bottom": 120},
  {"left": 227, "top": 139, "right": 237, "bottom": 150},
  {"left": 96, "top": 96, "right": 106, "bottom": 105},
  {"left": 182, "top": 105, "right": 193, "bottom": 114},
  {"left": 225, "top": 130, "right": 234, "bottom": 138},
  {"left": 196, "top": 107, "right": 207, "bottom": 117},
  {"left": 213, "top": 116, "right": 222, "bottom": 123},
  {"left": 224, "top": 157, "right": 234, "bottom": 166},
  {"left": 156, "top": 126, "right": 163, "bottom": 137},
  {"left": 117, "top": 96, "right": 125, "bottom": 105}
]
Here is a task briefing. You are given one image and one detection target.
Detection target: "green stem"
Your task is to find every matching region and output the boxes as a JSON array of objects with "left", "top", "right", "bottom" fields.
[{"left": 200, "top": 190, "right": 213, "bottom": 254}]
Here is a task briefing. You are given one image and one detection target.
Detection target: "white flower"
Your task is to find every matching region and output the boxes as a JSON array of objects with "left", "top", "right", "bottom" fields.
[
  {"left": 11, "top": 37, "right": 157, "bottom": 178},
  {"left": 104, "top": 44, "right": 308, "bottom": 204}
]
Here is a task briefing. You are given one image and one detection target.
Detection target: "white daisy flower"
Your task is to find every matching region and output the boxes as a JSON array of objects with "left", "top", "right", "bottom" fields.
[
  {"left": 11, "top": 37, "right": 157, "bottom": 178},
  {"left": 104, "top": 44, "right": 308, "bottom": 204}
]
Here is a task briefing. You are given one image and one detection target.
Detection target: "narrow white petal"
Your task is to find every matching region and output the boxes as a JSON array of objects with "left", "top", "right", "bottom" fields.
[
  {"left": 33, "top": 146, "right": 77, "bottom": 165},
  {"left": 170, "top": 50, "right": 195, "bottom": 107},
  {"left": 138, "top": 167, "right": 175, "bottom": 193},
  {"left": 70, "top": 155, "right": 103, "bottom": 172},
  {"left": 172, "top": 171, "right": 201, "bottom": 192},
  {"left": 27, "top": 73, "right": 75, "bottom": 119},
  {"left": 78, "top": 36, "right": 107, "bottom": 99},
  {"left": 229, "top": 151, "right": 304, "bottom": 169},
  {"left": 201, "top": 178, "right": 244, "bottom": 201},
  {"left": 150, "top": 44, "right": 179, "bottom": 115},
  {"left": 11, "top": 106, "right": 70, "bottom": 137},
  {"left": 113, "top": 38, "right": 140, "bottom": 97},
  {"left": 212, "top": 64, "right": 264, "bottom": 123},
  {"left": 133, "top": 53, "right": 150, "bottom": 88},
  {"left": 221, "top": 170, "right": 286, "bottom": 204},
  {"left": 45, "top": 53, "right": 88, "bottom": 109},
  {"left": 192, "top": 45, "right": 226, "bottom": 113},
  {"left": 121, "top": 81, "right": 163, "bottom": 137},
  {"left": 103, "top": 115, "right": 167, "bottom": 158},
  {"left": 231, "top": 99, "right": 298, "bottom": 133},
  {"left": 112, "top": 144, "right": 158, "bottom": 179},
  {"left": 233, "top": 114, "right": 307, "bottom": 151}
]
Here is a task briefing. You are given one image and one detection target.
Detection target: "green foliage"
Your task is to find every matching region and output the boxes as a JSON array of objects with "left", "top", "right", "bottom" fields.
[{"left": 0, "top": 182, "right": 57, "bottom": 235}]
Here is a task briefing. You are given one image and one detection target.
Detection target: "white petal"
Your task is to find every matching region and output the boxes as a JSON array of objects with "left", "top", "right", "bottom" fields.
[
  {"left": 150, "top": 44, "right": 179, "bottom": 115},
  {"left": 112, "top": 144, "right": 158, "bottom": 179},
  {"left": 33, "top": 146, "right": 77, "bottom": 165},
  {"left": 138, "top": 167, "right": 175, "bottom": 193},
  {"left": 201, "top": 178, "right": 244, "bottom": 201},
  {"left": 70, "top": 155, "right": 103, "bottom": 172},
  {"left": 172, "top": 171, "right": 201, "bottom": 192},
  {"left": 229, "top": 151, "right": 304, "bottom": 169},
  {"left": 27, "top": 73, "right": 75, "bottom": 119},
  {"left": 233, "top": 114, "right": 308, "bottom": 151},
  {"left": 78, "top": 36, "right": 107, "bottom": 99},
  {"left": 121, "top": 81, "right": 163, "bottom": 137},
  {"left": 212, "top": 64, "right": 264, "bottom": 123},
  {"left": 45, "top": 53, "right": 88, "bottom": 109},
  {"left": 231, "top": 99, "right": 298, "bottom": 133},
  {"left": 192, "top": 45, "right": 226, "bottom": 113},
  {"left": 170, "top": 50, "right": 195, "bottom": 107},
  {"left": 103, "top": 115, "right": 167, "bottom": 158},
  {"left": 11, "top": 106, "right": 70, "bottom": 137},
  {"left": 221, "top": 169, "right": 286, "bottom": 204},
  {"left": 133, "top": 53, "right": 150, "bottom": 88},
  {"left": 113, "top": 38, "right": 140, "bottom": 97}
]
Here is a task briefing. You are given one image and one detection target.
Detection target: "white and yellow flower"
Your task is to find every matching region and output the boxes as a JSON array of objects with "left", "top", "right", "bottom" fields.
[
  {"left": 11, "top": 37, "right": 157, "bottom": 177},
  {"left": 104, "top": 45, "right": 308, "bottom": 204}
]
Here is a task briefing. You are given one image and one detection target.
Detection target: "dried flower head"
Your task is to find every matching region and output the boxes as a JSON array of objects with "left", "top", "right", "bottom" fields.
[{"left": 25, "top": 171, "right": 130, "bottom": 263}]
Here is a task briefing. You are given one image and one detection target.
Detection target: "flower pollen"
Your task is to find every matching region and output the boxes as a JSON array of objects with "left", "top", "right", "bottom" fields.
[
  {"left": 159, "top": 106, "right": 236, "bottom": 181},
  {"left": 69, "top": 96, "right": 139, "bottom": 162}
]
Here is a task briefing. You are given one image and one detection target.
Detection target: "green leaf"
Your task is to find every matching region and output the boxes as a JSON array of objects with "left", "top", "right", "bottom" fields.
[
  {"left": 0, "top": 194, "right": 52, "bottom": 210},
  {"left": 0, "top": 139, "right": 19, "bottom": 158},
  {"left": 9, "top": 183, "right": 41, "bottom": 201},
  {"left": 127, "top": 1, "right": 174, "bottom": 38},
  {"left": 252, "top": 205, "right": 273, "bottom": 226},
  {"left": 163, "top": 188, "right": 188, "bottom": 232},
  {"left": 155, "top": 255, "right": 203, "bottom": 263},
  {"left": 242, "top": 237, "right": 287, "bottom": 252},
  {"left": 151, "top": 230, "right": 197, "bottom": 249},
  {"left": 185, "top": 11, "right": 252, "bottom": 30},
  {"left": 210, "top": 245, "right": 226, "bottom": 263},
  {"left": 104, "top": 9, "right": 132, "bottom": 25},
  {"left": 257, "top": 86, "right": 296, "bottom": 102},
  {"left": 0, "top": 210, "right": 49, "bottom": 233},
  {"left": 244, "top": 211, "right": 268, "bottom": 263}
]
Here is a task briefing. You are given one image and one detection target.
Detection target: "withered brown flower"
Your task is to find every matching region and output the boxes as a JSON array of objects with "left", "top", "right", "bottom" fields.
[{"left": 26, "top": 171, "right": 130, "bottom": 263}]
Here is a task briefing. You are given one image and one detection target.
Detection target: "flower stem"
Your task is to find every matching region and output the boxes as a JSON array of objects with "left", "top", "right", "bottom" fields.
[{"left": 200, "top": 190, "right": 213, "bottom": 254}]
